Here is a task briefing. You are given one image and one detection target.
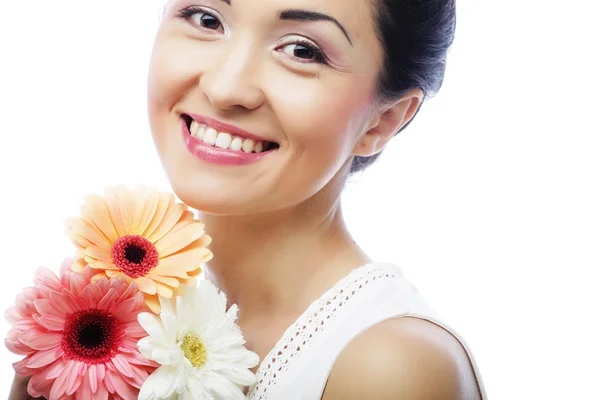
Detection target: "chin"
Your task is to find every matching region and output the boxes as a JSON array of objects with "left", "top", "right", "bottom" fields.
[{"left": 165, "top": 171, "right": 268, "bottom": 216}]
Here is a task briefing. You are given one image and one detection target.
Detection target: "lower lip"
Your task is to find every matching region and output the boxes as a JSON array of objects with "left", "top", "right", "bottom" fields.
[{"left": 181, "top": 119, "right": 276, "bottom": 166}]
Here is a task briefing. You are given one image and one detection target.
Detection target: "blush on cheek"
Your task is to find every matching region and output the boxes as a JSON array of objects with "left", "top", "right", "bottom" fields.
[
  {"left": 274, "top": 75, "right": 375, "bottom": 143},
  {"left": 306, "top": 81, "right": 375, "bottom": 141},
  {"left": 147, "top": 36, "right": 207, "bottom": 115}
]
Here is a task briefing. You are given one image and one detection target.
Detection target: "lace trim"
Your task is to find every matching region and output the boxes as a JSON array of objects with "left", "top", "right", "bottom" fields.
[{"left": 246, "top": 264, "right": 398, "bottom": 399}]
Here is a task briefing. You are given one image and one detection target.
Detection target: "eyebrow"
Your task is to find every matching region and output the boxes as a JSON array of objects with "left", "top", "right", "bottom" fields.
[
  {"left": 279, "top": 9, "right": 353, "bottom": 46},
  {"left": 215, "top": 1, "right": 352, "bottom": 46}
]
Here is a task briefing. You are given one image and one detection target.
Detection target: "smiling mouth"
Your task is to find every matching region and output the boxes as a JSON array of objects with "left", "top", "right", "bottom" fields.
[{"left": 182, "top": 114, "right": 279, "bottom": 154}]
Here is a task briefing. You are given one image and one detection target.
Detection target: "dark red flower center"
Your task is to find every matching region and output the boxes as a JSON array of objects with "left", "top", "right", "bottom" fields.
[
  {"left": 111, "top": 235, "right": 159, "bottom": 278},
  {"left": 62, "top": 310, "right": 123, "bottom": 364}
]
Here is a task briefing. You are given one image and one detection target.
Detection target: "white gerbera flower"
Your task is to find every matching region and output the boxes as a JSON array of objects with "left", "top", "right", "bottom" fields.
[{"left": 137, "top": 280, "right": 260, "bottom": 400}]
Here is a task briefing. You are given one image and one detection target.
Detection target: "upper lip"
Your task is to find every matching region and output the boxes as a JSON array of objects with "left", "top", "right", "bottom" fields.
[{"left": 185, "top": 113, "right": 275, "bottom": 144}]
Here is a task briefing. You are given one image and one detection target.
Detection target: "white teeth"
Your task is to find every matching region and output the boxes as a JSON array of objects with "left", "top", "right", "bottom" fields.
[
  {"left": 229, "top": 136, "right": 243, "bottom": 151},
  {"left": 197, "top": 124, "right": 206, "bottom": 140},
  {"left": 242, "top": 139, "right": 255, "bottom": 153},
  {"left": 215, "top": 132, "right": 232, "bottom": 149},
  {"left": 190, "top": 121, "right": 200, "bottom": 137},
  {"left": 191, "top": 122, "right": 274, "bottom": 154},
  {"left": 203, "top": 128, "right": 217, "bottom": 145}
]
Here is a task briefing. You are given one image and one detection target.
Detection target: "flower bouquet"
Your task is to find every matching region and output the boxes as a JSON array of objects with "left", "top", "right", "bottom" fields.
[{"left": 4, "top": 186, "right": 259, "bottom": 400}]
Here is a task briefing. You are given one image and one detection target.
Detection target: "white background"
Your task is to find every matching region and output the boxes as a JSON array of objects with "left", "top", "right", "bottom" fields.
[{"left": 1, "top": 0, "right": 599, "bottom": 398}]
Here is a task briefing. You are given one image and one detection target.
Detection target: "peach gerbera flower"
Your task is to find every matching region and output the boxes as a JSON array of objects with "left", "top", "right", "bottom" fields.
[{"left": 65, "top": 186, "right": 212, "bottom": 313}]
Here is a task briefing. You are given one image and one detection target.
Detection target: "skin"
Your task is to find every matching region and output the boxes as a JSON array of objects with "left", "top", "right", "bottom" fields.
[
  {"left": 11, "top": 0, "right": 480, "bottom": 398},
  {"left": 9, "top": 375, "right": 39, "bottom": 400}
]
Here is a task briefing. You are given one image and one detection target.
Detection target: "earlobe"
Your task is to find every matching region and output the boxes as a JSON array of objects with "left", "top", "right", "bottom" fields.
[{"left": 352, "top": 89, "right": 424, "bottom": 157}]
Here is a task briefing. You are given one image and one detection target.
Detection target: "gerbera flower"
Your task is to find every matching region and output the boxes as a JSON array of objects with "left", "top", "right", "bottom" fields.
[
  {"left": 137, "top": 280, "right": 259, "bottom": 400},
  {"left": 65, "top": 185, "right": 213, "bottom": 313},
  {"left": 4, "top": 258, "right": 157, "bottom": 400}
]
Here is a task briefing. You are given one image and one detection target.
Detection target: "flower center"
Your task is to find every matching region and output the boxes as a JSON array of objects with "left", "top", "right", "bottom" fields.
[
  {"left": 62, "top": 310, "right": 122, "bottom": 364},
  {"left": 181, "top": 333, "right": 208, "bottom": 368},
  {"left": 111, "top": 235, "right": 159, "bottom": 279}
]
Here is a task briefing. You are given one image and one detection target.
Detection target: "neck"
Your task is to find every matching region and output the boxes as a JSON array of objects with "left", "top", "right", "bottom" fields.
[{"left": 197, "top": 182, "right": 370, "bottom": 329}]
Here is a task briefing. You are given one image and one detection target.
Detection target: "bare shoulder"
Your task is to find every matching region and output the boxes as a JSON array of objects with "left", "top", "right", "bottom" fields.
[{"left": 322, "top": 317, "right": 482, "bottom": 400}]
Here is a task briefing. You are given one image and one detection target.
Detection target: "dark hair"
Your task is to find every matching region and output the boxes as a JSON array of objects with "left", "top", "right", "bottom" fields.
[{"left": 350, "top": 0, "right": 457, "bottom": 174}]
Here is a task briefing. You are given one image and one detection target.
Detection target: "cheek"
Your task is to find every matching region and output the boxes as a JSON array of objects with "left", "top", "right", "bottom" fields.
[
  {"left": 147, "top": 33, "right": 205, "bottom": 153},
  {"left": 148, "top": 37, "right": 189, "bottom": 116},
  {"left": 270, "top": 74, "right": 375, "bottom": 157}
]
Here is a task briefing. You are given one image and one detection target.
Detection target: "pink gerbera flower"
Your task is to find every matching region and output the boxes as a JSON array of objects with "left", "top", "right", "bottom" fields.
[{"left": 4, "top": 259, "right": 157, "bottom": 400}]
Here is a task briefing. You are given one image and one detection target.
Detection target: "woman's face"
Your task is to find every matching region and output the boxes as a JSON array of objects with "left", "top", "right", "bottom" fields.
[{"left": 148, "top": 0, "right": 384, "bottom": 214}]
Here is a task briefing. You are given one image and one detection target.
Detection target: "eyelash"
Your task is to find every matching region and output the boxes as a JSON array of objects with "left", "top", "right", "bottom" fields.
[
  {"left": 176, "top": 6, "right": 206, "bottom": 20},
  {"left": 288, "top": 38, "right": 328, "bottom": 64},
  {"left": 175, "top": 6, "right": 329, "bottom": 65}
]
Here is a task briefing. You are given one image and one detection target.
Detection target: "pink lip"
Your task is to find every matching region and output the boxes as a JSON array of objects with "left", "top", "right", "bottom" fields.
[
  {"left": 187, "top": 113, "right": 273, "bottom": 144},
  {"left": 181, "top": 119, "right": 276, "bottom": 166}
]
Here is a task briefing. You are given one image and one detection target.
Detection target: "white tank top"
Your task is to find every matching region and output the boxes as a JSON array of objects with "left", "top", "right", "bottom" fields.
[{"left": 246, "top": 263, "right": 487, "bottom": 399}]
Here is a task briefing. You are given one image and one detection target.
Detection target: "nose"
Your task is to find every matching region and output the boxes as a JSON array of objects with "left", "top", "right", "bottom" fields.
[{"left": 198, "top": 41, "right": 266, "bottom": 111}]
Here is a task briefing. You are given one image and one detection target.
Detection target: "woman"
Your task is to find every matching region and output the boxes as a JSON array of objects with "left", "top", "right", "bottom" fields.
[{"left": 11, "top": 0, "right": 486, "bottom": 398}]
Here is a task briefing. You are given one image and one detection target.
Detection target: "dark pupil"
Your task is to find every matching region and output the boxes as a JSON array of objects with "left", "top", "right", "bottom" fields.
[
  {"left": 78, "top": 324, "right": 105, "bottom": 348},
  {"left": 125, "top": 245, "right": 146, "bottom": 264},
  {"left": 294, "top": 45, "right": 314, "bottom": 59},
  {"left": 201, "top": 14, "right": 220, "bottom": 29}
]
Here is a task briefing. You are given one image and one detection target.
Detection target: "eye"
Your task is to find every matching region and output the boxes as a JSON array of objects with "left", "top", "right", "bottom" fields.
[
  {"left": 177, "top": 6, "right": 224, "bottom": 32},
  {"left": 280, "top": 40, "right": 327, "bottom": 64},
  {"left": 192, "top": 12, "right": 221, "bottom": 30}
]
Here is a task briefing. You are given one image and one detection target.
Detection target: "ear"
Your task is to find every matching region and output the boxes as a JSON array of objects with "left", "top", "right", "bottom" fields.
[{"left": 353, "top": 88, "right": 424, "bottom": 157}]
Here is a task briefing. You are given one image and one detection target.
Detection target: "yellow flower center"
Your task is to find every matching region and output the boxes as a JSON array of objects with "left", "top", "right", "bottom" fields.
[{"left": 181, "top": 333, "right": 207, "bottom": 368}]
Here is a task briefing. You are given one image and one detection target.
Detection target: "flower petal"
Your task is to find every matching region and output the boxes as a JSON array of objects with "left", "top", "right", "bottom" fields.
[
  {"left": 84, "top": 245, "right": 112, "bottom": 263},
  {"left": 145, "top": 295, "right": 162, "bottom": 314},
  {"left": 26, "top": 345, "right": 63, "bottom": 368},
  {"left": 140, "top": 192, "right": 171, "bottom": 240},
  {"left": 45, "top": 358, "right": 67, "bottom": 379},
  {"left": 33, "top": 298, "right": 60, "bottom": 316},
  {"left": 154, "top": 222, "right": 206, "bottom": 257},
  {"left": 95, "top": 382, "right": 109, "bottom": 400},
  {"left": 147, "top": 198, "right": 186, "bottom": 244},
  {"left": 147, "top": 274, "right": 180, "bottom": 288},
  {"left": 118, "top": 186, "right": 138, "bottom": 235},
  {"left": 155, "top": 282, "right": 174, "bottom": 299},
  {"left": 33, "top": 267, "right": 63, "bottom": 292},
  {"left": 135, "top": 276, "right": 157, "bottom": 295},
  {"left": 111, "top": 353, "right": 135, "bottom": 379},
  {"left": 75, "top": 370, "right": 93, "bottom": 400},
  {"left": 131, "top": 186, "right": 157, "bottom": 235},
  {"left": 138, "top": 313, "right": 168, "bottom": 342},
  {"left": 107, "top": 368, "right": 138, "bottom": 400},
  {"left": 24, "top": 333, "right": 62, "bottom": 351},
  {"left": 66, "top": 361, "right": 85, "bottom": 395},
  {"left": 192, "top": 370, "right": 247, "bottom": 400},
  {"left": 111, "top": 297, "right": 143, "bottom": 320},
  {"left": 71, "top": 258, "right": 88, "bottom": 273},
  {"left": 66, "top": 218, "right": 113, "bottom": 249},
  {"left": 152, "top": 250, "right": 210, "bottom": 279},
  {"left": 138, "top": 365, "right": 183, "bottom": 400},
  {"left": 97, "top": 287, "right": 119, "bottom": 310},
  {"left": 48, "top": 360, "right": 74, "bottom": 399},
  {"left": 88, "top": 364, "right": 98, "bottom": 393},
  {"left": 104, "top": 186, "right": 128, "bottom": 237},
  {"left": 81, "top": 194, "right": 120, "bottom": 243},
  {"left": 30, "top": 366, "right": 55, "bottom": 395}
]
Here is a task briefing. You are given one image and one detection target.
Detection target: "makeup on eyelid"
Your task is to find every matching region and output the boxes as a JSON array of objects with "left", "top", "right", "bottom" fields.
[
  {"left": 276, "top": 25, "right": 351, "bottom": 65},
  {"left": 167, "top": 1, "right": 352, "bottom": 64}
]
